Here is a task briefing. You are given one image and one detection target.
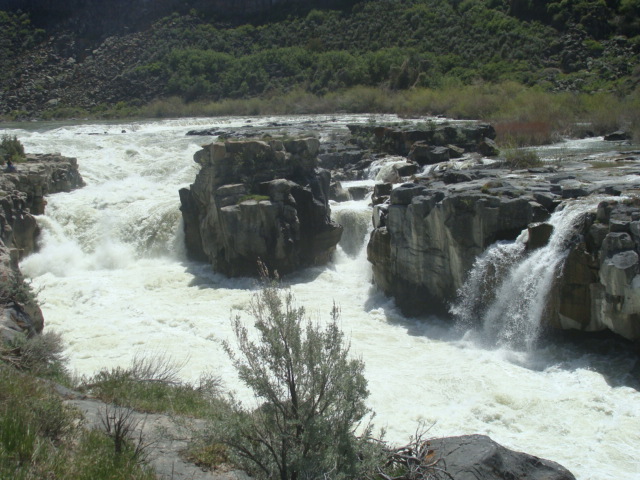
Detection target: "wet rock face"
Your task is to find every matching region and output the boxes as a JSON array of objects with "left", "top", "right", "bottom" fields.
[
  {"left": 0, "top": 153, "right": 83, "bottom": 340},
  {"left": 552, "top": 198, "right": 640, "bottom": 341},
  {"left": 180, "top": 137, "right": 342, "bottom": 277},
  {"left": 367, "top": 184, "right": 548, "bottom": 316}
]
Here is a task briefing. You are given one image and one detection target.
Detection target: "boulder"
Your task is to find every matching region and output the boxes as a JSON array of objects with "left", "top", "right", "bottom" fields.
[
  {"left": 604, "top": 130, "right": 630, "bottom": 141},
  {"left": 347, "top": 185, "right": 369, "bottom": 201},
  {"left": 527, "top": 222, "right": 554, "bottom": 250},
  {"left": 329, "top": 181, "right": 351, "bottom": 202},
  {"left": 409, "top": 142, "right": 450, "bottom": 165},
  {"left": 478, "top": 137, "right": 500, "bottom": 157},
  {"left": 372, "top": 182, "right": 393, "bottom": 206},
  {"left": 429, "top": 435, "right": 575, "bottom": 480},
  {"left": 394, "top": 161, "right": 419, "bottom": 177}
]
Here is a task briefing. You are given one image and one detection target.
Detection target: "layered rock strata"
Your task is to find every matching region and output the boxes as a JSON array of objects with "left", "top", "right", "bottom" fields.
[
  {"left": 180, "top": 137, "right": 342, "bottom": 277},
  {"left": 0, "top": 154, "right": 84, "bottom": 342}
]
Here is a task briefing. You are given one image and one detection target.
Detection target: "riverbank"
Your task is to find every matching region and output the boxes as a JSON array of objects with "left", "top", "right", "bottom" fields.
[{"left": 3, "top": 85, "right": 639, "bottom": 149}]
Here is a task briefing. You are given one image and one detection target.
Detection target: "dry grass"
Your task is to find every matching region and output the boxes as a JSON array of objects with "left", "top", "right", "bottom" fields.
[{"left": 40, "top": 82, "right": 640, "bottom": 148}]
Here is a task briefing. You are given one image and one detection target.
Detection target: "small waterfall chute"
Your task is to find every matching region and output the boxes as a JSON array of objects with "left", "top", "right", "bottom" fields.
[
  {"left": 452, "top": 199, "right": 604, "bottom": 350},
  {"left": 332, "top": 201, "right": 372, "bottom": 257}
]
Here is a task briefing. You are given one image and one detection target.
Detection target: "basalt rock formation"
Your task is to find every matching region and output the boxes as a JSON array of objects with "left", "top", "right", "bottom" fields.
[
  {"left": 180, "top": 137, "right": 342, "bottom": 277},
  {"left": 429, "top": 435, "right": 575, "bottom": 480},
  {"left": 367, "top": 176, "right": 550, "bottom": 317},
  {"left": 0, "top": 154, "right": 84, "bottom": 342},
  {"left": 347, "top": 122, "right": 498, "bottom": 162},
  {"left": 549, "top": 197, "right": 640, "bottom": 341},
  {"left": 366, "top": 146, "right": 640, "bottom": 342}
]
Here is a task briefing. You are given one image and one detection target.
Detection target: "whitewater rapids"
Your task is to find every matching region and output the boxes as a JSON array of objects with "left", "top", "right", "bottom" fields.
[{"left": 2, "top": 116, "right": 639, "bottom": 480}]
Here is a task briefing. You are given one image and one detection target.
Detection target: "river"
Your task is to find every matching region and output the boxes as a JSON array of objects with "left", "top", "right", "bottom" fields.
[{"left": 3, "top": 115, "right": 639, "bottom": 479}]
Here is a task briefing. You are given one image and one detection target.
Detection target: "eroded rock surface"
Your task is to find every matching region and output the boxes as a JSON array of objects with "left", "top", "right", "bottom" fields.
[
  {"left": 180, "top": 137, "right": 342, "bottom": 277},
  {"left": 367, "top": 154, "right": 640, "bottom": 341},
  {"left": 0, "top": 154, "right": 83, "bottom": 342}
]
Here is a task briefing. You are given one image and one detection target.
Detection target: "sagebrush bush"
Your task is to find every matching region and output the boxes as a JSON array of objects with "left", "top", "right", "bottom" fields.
[
  {"left": 3, "top": 330, "right": 69, "bottom": 381},
  {"left": 214, "top": 270, "right": 382, "bottom": 479},
  {"left": 82, "top": 352, "right": 224, "bottom": 417}
]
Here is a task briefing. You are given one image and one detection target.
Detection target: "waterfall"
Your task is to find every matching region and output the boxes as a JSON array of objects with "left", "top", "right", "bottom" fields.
[
  {"left": 452, "top": 199, "right": 602, "bottom": 350},
  {"left": 9, "top": 118, "right": 640, "bottom": 480},
  {"left": 333, "top": 202, "right": 372, "bottom": 257}
]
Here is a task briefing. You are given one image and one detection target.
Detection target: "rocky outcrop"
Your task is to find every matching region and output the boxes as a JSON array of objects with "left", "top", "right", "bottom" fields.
[
  {"left": 2, "top": 154, "right": 84, "bottom": 211},
  {"left": 429, "top": 435, "right": 575, "bottom": 480},
  {"left": 368, "top": 179, "right": 549, "bottom": 316},
  {"left": 348, "top": 122, "right": 498, "bottom": 161},
  {"left": 0, "top": 153, "right": 83, "bottom": 342},
  {"left": 180, "top": 137, "right": 342, "bottom": 277},
  {"left": 549, "top": 198, "right": 640, "bottom": 341},
  {"left": 367, "top": 154, "right": 640, "bottom": 341}
]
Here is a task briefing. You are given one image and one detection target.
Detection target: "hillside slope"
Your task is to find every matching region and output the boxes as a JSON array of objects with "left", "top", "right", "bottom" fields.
[{"left": 0, "top": 0, "right": 638, "bottom": 119}]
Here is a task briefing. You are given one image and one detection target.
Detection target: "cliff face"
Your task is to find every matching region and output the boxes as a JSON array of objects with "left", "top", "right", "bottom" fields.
[
  {"left": 180, "top": 137, "right": 342, "bottom": 277},
  {"left": 550, "top": 199, "right": 640, "bottom": 341},
  {"left": 363, "top": 135, "right": 640, "bottom": 342},
  {"left": 368, "top": 187, "right": 548, "bottom": 317},
  {"left": 0, "top": 154, "right": 84, "bottom": 342}
]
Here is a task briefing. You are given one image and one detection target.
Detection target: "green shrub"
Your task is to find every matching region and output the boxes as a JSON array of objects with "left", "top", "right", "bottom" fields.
[
  {"left": 502, "top": 146, "right": 543, "bottom": 169},
  {"left": 213, "top": 270, "right": 382, "bottom": 479},
  {"left": 0, "top": 135, "right": 25, "bottom": 164}
]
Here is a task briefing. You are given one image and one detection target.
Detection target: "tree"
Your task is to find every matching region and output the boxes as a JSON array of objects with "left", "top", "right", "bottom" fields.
[{"left": 218, "top": 267, "right": 379, "bottom": 480}]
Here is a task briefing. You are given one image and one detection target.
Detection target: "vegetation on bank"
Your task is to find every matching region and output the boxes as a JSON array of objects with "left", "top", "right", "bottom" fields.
[
  {"left": 29, "top": 83, "right": 638, "bottom": 146},
  {"left": 0, "top": 333, "right": 155, "bottom": 480},
  {"left": 128, "top": 0, "right": 639, "bottom": 100},
  {"left": 1, "top": 275, "right": 449, "bottom": 479}
]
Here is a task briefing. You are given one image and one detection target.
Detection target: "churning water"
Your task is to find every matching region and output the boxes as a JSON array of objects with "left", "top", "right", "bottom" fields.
[
  {"left": 3, "top": 116, "right": 640, "bottom": 480},
  {"left": 452, "top": 200, "right": 609, "bottom": 351}
]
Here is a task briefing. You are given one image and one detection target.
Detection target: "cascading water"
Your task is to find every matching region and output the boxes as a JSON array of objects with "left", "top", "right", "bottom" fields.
[
  {"left": 452, "top": 199, "right": 604, "bottom": 350},
  {"left": 332, "top": 199, "right": 372, "bottom": 258},
  {"left": 4, "top": 117, "right": 640, "bottom": 480}
]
